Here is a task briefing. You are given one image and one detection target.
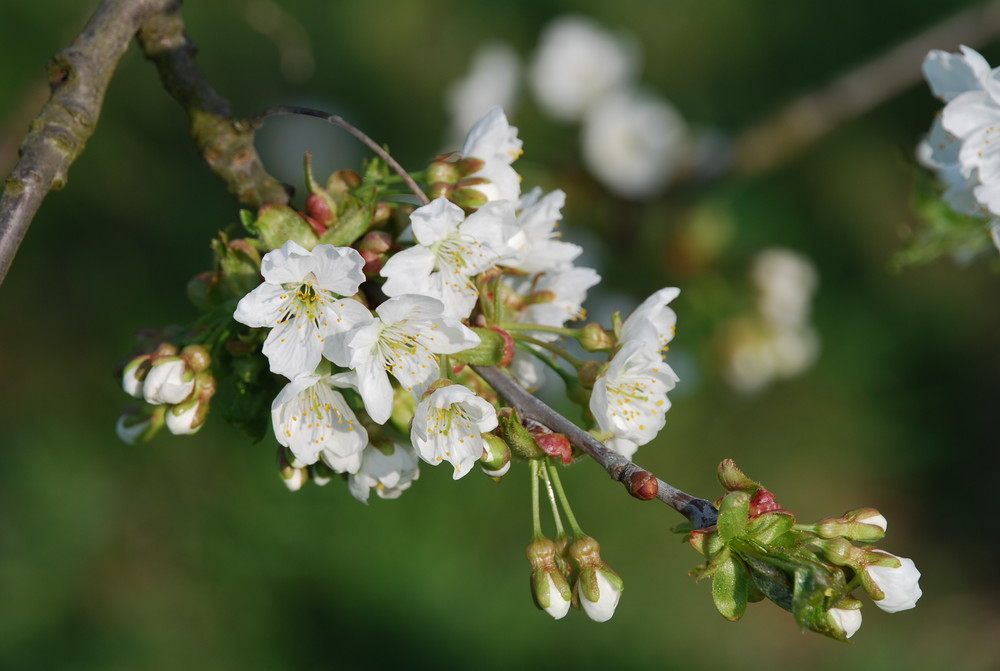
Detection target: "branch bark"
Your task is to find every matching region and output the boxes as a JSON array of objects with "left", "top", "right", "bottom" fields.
[
  {"left": 472, "top": 364, "right": 718, "bottom": 529},
  {"left": 0, "top": 0, "right": 173, "bottom": 286},
  {"left": 0, "top": 0, "right": 288, "bottom": 288}
]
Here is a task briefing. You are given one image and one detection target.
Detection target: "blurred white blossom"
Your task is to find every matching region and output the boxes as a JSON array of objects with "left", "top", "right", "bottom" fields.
[
  {"left": 581, "top": 88, "right": 686, "bottom": 199},
  {"left": 446, "top": 42, "right": 520, "bottom": 146},
  {"left": 530, "top": 15, "right": 637, "bottom": 122}
]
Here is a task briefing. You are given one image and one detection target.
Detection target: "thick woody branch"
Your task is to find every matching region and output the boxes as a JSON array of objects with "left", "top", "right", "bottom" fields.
[
  {"left": 136, "top": 7, "right": 289, "bottom": 208},
  {"left": 0, "top": 0, "right": 174, "bottom": 286},
  {"left": 473, "top": 364, "right": 718, "bottom": 529},
  {"left": 0, "top": 0, "right": 288, "bottom": 288}
]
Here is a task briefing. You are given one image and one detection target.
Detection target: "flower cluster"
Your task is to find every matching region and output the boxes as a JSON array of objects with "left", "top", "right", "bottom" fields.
[
  {"left": 686, "top": 460, "right": 922, "bottom": 641},
  {"left": 444, "top": 14, "right": 688, "bottom": 200},
  {"left": 115, "top": 106, "right": 682, "bottom": 534},
  {"left": 919, "top": 45, "right": 1000, "bottom": 253},
  {"left": 717, "top": 248, "right": 820, "bottom": 394}
]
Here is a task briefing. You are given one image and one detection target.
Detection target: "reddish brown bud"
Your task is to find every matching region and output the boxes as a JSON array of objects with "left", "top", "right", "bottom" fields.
[
  {"left": 303, "top": 213, "right": 328, "bottom": 237},
  {"left": 627, "top": 470, "right": 659, "bottom": 500},
  {"left": 306, "top": 193, "right": 334, "bottom": 226},
  {"left": 531, "top": 431, "right": 573, "bottom": 464}
]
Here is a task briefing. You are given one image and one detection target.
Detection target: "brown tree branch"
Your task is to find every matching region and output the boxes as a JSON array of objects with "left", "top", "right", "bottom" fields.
[
  {"left": 0, "top": 0, "right": 289, "bottom": 288},
  {"left": 472, "top": 364, "right": 719, "bottom": 530},
  {"left": 136, "top": 6, "right": 289, "bottom": 208},
  {"left": 0, "top": 0, "right": 174, "bottom": 286}
]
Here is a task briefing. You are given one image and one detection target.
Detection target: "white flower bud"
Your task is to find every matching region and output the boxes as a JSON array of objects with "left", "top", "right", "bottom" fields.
[
  {"left": 579, "top": 570, "right": 621, "bottom": 623},
  {"left": 867, "top": 555, "right": 922, "bottom": 613},
  {"left": 142, "top": 359, "right": 195, "bottom": 405},
  {"left": 828, "top": 607, "right": 862, "bottom": 639}
]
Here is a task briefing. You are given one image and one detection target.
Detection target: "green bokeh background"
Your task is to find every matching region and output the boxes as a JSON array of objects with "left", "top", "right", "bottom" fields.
[{"left": 2, "top": 1, "right": 999, "bottom": 669}]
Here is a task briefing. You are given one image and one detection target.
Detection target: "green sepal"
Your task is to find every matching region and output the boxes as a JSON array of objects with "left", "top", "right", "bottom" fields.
[
  {"left": 319, "top": 199, "right": 375, "bottom": 247},
  {"left": 245, "top": 204, "right": 319, "bottom": 251},
  {"left": 732, "top": 538, "right": 851, "bottom": 640},
  {"left": 498, "top": 408, "right": 544, "bottom": 459},
  {"left": 450, "top": 328, "right": 510, "bottom": 366},
  {"left": 212, "top": 233, "right": 263, "bottom": 299},
  {"left": 717, "top": 490, "right": 750, "bottom": 543},
  {"left": 710, "top": 547, "right": 750, "bottom": 621},
  {"left": 717, "top": 458, "right": 761, "bottom": 495},
  {"left": 746, "top": 511, "right": 797, "bottom": 545}
]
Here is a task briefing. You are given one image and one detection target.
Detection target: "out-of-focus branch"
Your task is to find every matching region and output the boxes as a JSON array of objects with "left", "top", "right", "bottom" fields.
[
  {"left": 731, "top": 0, "right": 1000, "bottom": 175},
  {"left": 0, "top": 0, "right": 173, "bottom": 286},
  {"left": 473, "top": 364, "right": 719, "bottom": 530},
  {"left": 137, "top": 6, "right": 289, "bottom": 208}
]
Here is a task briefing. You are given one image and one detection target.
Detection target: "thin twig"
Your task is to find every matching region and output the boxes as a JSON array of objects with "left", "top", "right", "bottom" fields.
[
  {"left": 472, "top": 364, "right": 718, "bottom": 529},
  {"left": 245, "top": 106, "right": 431, "bottom": 206},
  {"left": 0, "top": 0, "right": 174, "bottom": 287}
]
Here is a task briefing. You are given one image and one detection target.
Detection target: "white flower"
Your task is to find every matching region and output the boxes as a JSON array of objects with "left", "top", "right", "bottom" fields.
[
  {"left": 504, "top": 188, "right": 583, "bottom": 274},
  {"left": 917, "top": 115, "right": 984, "bottom": 217},
  {"left": 410, "top": 384, "right": 498, "bottom": 479},
  {"left": 530, "top": 15, "right": 637, "bottom": 122},
  {"left": 461, "top": 106, "right": 523, "bottom": 202},
  {"left": 590, "top": 339, "right": 678, "bottom": 451},
  {"left": 446, "top": 42, "right": 520, "bottom": 145},
  {"left": 514, "top": 266, "right": 602, "bottom": 329},
  {"left": 578, "top": 570, "right": 621, "bottom": 623},
  {"left": 142, "top": 359, "right": 194, "bottom": 405},
  {"left": 866, "top": 554, "right": 922, "bottom": 613},
  {"left": 325, "top": 295, "right": 481, "bottom": 424},
  {"left": 233, "top": 240, "right": 372, "bottom": 379},
  {"left": 620, "top": 287, "right": 680, "bottom": 355},
  {"left": 505, "top": 265, "right": 601, "bottom": 390},
  {"left": 380, "top": 197, "right": 516, "bottom": 319},
  {"left": 348, "top": 443, "right": 420, "bottom": 503},
  {"left": 581, "top": 87, "right": 686, "bottom": 200},
  {"left": 923, "top": 45, "right": 995, "bottom": 102},
  {"left": 720, "top": 318, "right": 820, "bottom": 395},
  {"left": 828, "top": 607, "right": 862, "bottom": 639},
  {"left": 271, "top": 373, "right": 368, "bottom": 473}
]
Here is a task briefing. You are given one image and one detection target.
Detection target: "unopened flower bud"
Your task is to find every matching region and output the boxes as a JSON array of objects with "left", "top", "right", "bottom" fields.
[
  {"left": 717, "top": 458, "right": 760, "bottom": 494},
  {"left": 815, "top": 508, "right": 887, "bottom": 542},
  {"left": 480, "top": 433, "right": 511, "bottom": 480},
  {"left": 116, "top": 404, "right": 166, "bottom": 445},
  {"left": 580, "top": 322, "right": 615, "bottom": 352},
  {"left": 827, "top": 606, "right": 863, "bottom": 640},
  {"left": 181, "top": 344, "right": 211, "bottom": 373},
  {"left": 165, "top": 371, "right": 216, "bottom": 435},
  {"left": 328, "top": 169, "right": 362, "bottom": 193},
  {"left": 426, "top": 182, "right": 453, "bottom": 200},
  {"left": 142, "top": 357, "right": 196, "bottom": 405},
  {"left": 122, "top": 354, "right": 153, "bottom": 398},
  {"left": 863, "top": 553, "right": 922, "bottom": 612},
  {"left": 530, "top": 428, "right": 573, "bottom": 464},
  {"left": 498, "top": 409, "right": 544, "bottom": 459},
  {"left": 569, "top": 535, "right": 623, "bottom": 622},
  {"left": 577, "top": 360, "right": 605, "bottom": 390},
  {"left": 451, "top": 183, "right": 491, "bottom": 209},
  {"left": 310, "top": 461, "right": 335, "bottom": 486},
  {"left": 527, "top": 538, "right": 573, "bottom": 620},
  {"left": 427, "top": 159, "right": 461, "bottom": 184},
  {"left": 451, "top": 327, "right": 514, "bottom": 366},
  {"left": 357, "top": 231, "right": 394, "bottom": 276}
]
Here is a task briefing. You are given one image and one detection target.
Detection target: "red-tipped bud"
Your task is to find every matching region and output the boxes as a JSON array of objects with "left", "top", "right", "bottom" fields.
[
  {"left": 306, "top": 193, "right": 335, "bottom": 227},
  {"left": 531, "top": 430, "right": 573, "bottom": 464}
]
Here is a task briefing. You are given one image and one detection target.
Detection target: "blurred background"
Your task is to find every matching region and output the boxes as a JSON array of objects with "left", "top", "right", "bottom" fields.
[{"left": 2, "top": 0, "right": 999, "bottom": 669}]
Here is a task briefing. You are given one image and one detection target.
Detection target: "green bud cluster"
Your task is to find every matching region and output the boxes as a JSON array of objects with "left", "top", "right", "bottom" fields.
[{"left": 684, "top": 459, "right": 910, "bottom": 641}]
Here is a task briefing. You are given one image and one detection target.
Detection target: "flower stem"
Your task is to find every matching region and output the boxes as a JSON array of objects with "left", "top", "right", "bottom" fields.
[
  {"left": 546, "top": 460, "right": 584, "bottom": 538},
  {"left": 540, "top": 460, "right": 567, "bottom": 538},
  {"left": 501, "top": 323, "right": 582, "bottom": 339},
  {"left": 514, "top": 334, "right": 584, "bottom": 369},
  {"left": 245, "top": 106, "right": 431, "bottom": 206},
  {"left": 530, "top": 459, "right": 543, "bottom": 540}
]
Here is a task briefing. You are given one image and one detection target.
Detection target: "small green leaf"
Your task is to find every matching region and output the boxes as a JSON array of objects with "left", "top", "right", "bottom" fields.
[{"left": 711, "top": 550, "right": 749, "bottom": 621}]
